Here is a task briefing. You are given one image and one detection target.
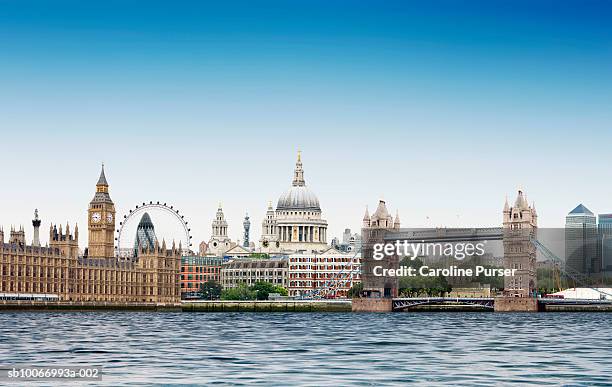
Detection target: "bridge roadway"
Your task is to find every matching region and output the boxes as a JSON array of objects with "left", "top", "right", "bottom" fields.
[
  {"left": 384, "top": 227, "right": 504, "bottom": 243},
  {"left": 392, "top": 297, "right": 612, "bottom": 311},
  {"left": 393, "top": 297, "right": 495, "bottom": 310}
]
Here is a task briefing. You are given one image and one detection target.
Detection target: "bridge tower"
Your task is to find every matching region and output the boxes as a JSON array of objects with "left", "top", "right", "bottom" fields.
[
  {"left": 360, "top": 200, "right": 400, "bottom": 298},
  {"left": 502, "top": 189, "right": 538, "bottom": 297}
]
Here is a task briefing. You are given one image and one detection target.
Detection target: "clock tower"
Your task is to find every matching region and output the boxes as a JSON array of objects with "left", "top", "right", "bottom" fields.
[{"left": 88, "top": 164, "right": 116, "bottom": 258}]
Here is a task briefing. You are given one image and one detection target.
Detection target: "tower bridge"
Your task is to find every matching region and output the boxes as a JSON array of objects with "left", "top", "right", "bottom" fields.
[{"left": 354, "top": 189, "right": 550, "bottom": 312}]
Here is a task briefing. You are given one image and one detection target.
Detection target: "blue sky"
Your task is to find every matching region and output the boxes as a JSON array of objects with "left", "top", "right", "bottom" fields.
[{"left": 1, "top": 1, "right": 611, "bottom": 248}]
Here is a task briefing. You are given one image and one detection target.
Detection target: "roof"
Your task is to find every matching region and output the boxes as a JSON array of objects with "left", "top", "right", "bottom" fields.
[
  {"left": 91, "top": 192, "right": 113, "bottom": 204},
  {"left": 225, "top": 244, "right": 251, "bottom": 255},
  {"left": 223, "top": 259, "right": 287, "bottom": 269},
  {"left": 97, "top": 164, "right": 108, "bottom": 186},
  {"left": 371, "top": 200, "right": 391, "bottom": 220},
  {"left": 277, "top": 185, "right": 320, "bottom": 211},
  {"left": 568, "top": 204, "right": 594, "bottom": 216}
]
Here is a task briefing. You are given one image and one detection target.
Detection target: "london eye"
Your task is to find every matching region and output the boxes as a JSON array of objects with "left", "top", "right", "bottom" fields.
[{"left": 115, "top": 201, "right": 192, "bottom": 257}]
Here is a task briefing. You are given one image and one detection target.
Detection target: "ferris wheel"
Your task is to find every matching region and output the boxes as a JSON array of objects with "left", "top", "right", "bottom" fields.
[{"left": 115, "top": 201, "right": 192, "bottom": 257}]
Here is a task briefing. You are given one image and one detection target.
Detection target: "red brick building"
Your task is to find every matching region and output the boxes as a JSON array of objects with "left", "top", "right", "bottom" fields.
[{"left": 180, "top": 256, "right": 223, "bottom": 296}]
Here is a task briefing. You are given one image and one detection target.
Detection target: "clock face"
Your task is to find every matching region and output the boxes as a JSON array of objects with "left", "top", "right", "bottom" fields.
[
  {"left": 106, "top": 213, "right": 113, "bottom": 223},
  {"left": 91, "top": 212, "right": 101, "bottom": 223}
]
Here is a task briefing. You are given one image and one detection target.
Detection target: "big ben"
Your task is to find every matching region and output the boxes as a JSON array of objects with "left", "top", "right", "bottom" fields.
[{"left": 88, "top": 164, "right": 116, "bottom": 257}]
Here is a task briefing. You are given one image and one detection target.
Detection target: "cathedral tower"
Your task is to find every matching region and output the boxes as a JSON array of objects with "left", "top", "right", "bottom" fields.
[
  {"left": 88, "top": 164, "right": 116, "bottom": 258},
  {"left": 207, "top": 204, "right": 232, "bottom": 256},
  {"left": 260, "top": 201, "right": 279, "bottom": 252}
]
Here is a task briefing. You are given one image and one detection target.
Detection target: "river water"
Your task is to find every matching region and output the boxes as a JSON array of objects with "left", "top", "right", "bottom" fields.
[{"left": 0, "top": 312, "right": 610, "bottom": 386}]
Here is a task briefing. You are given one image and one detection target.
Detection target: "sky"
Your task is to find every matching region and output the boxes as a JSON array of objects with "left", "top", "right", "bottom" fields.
[{"left": 1, "top": 1, "right": 611, "bottom": 249}]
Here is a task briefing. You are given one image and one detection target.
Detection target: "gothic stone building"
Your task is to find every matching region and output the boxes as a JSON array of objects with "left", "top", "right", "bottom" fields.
[
  {"left": 503, "top": 189, "right": 538, "bottom": 297},
  {"left": 360, "top": 200, "right": 401, "bottom": 298},
  {"left": 0, "top": 166, "right": 181, "bottom": 304}
]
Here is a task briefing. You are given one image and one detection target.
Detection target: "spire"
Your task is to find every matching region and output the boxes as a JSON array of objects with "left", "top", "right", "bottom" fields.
[
  {"left": 363, "top": 206, "right": 370, "bottom": 221},
  {"left": 97, "top": 163, "right": 108, "bottom": 186},
  {"left": 91, "top": 163, "right": 112, "bottom": 203},
  {"left": 503, "top": 196, "right": 510, "bottom": 212},
  {"left": 514, "top": 189, "right": 528, "bottom": 210},
  {"left": 394, "top": 209, "right": 401, "bottom": 227},
  {"left": 292, "top": 149, "right": 305, "bottom": 187}
]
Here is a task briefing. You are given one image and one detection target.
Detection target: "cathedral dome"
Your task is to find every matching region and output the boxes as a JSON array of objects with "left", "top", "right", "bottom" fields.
[
  {"left": 277, "top": 186, "right": 320, "bottom": 211},
  {"left": 276, "top": 151, "right": 321, "bottom": 211}
]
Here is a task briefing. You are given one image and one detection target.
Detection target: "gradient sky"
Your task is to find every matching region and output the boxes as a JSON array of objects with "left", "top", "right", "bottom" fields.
[{"left": 1, "top": 1, "right": 611, "bottom": 249}]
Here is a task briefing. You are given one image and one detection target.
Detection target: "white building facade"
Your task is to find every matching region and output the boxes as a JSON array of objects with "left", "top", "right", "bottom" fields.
[{"left": 287, "top": 248, "right": 361, "bottom": 298}]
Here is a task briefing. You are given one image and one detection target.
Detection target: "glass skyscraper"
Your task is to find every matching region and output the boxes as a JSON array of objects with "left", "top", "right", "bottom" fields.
[
  {"left": 598, "top": 213, "right": 612, "bottom": 273},
  {"left": 565, "top": 204, "right": 598, "bottom": 276},
  {"left": 134, "top": 212, "right": 158, "bottom": 256}
]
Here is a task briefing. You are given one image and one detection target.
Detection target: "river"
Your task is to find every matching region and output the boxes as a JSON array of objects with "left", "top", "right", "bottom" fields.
[{"left": 0, "top": 312, "right": 610, "bottom": 385}]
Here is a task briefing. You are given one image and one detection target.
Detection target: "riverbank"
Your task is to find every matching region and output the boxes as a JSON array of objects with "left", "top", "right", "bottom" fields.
[
  {"left": 0, "top": 301, "right": 182, "bottom": 312},
  {"left": 2, "top": 299, "right": 612, "bottom": 312},
  {"left": 182, "top": 300, "right": 352, "bottom": 312},
  {"left": 0, "top": 300, "right": 352, "bottom": 312}
]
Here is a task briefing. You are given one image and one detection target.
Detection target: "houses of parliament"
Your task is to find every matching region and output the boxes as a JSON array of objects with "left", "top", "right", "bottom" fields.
[{"left": 0, "top": 166, "right": 181, "bottom": 304}]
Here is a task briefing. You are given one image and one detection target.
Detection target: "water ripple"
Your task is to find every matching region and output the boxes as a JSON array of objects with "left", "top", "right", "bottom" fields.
[{"left": 1, "top": 312, "right": 611, "bottom": 386}]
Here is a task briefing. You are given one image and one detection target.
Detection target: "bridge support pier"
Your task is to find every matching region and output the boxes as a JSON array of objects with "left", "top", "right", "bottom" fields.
[
  {"left": 352, "top": 298, "right": 393, "bottom": 312},
  {"left": 494, "top": 297, "right": 541, "bottom": 312}
]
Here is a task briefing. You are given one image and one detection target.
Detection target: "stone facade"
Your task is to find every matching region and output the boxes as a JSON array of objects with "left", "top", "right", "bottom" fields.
[
  {"left": 494, "top": 297, "right": 540, "bottom": 312},
  {"left": 221, "top": 259, "right": 288, "bottom": 289},
  {"left": 360, "top": 200, "right": 400, "bottom": 298},
  {"left": 352, "top": 298, "right": 393, "bottom": 312},
  {"left": 502, "top": 189, "right": 538, "bottom": 297}
]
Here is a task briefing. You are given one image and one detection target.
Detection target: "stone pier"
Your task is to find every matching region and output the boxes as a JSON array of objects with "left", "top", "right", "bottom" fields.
[
  {"left": 352, "top": 298, "right": 393, "bottom": 312},
  {"left": 494, "top": 297, "right": 541, "bottom": 312}
]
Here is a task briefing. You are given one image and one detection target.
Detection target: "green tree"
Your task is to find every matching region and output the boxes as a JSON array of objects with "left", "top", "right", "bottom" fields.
[
  {"left": 397, "top": 262, "right": 452, "bottom": 297},
  {"left": 348, "top": 282, "right": 363, "bottom": 298},
  {"left": 249, "top": 253, "right": 270, "bottom": 259},
  {"left": 251, "top": 281, "right": 288, "bottom": 300},
  {"left": 199, "top": 280, "right": 222, "bottom": 300},
  {"left": 221, "top": 283, "right": 256, "bottom": 300}
]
